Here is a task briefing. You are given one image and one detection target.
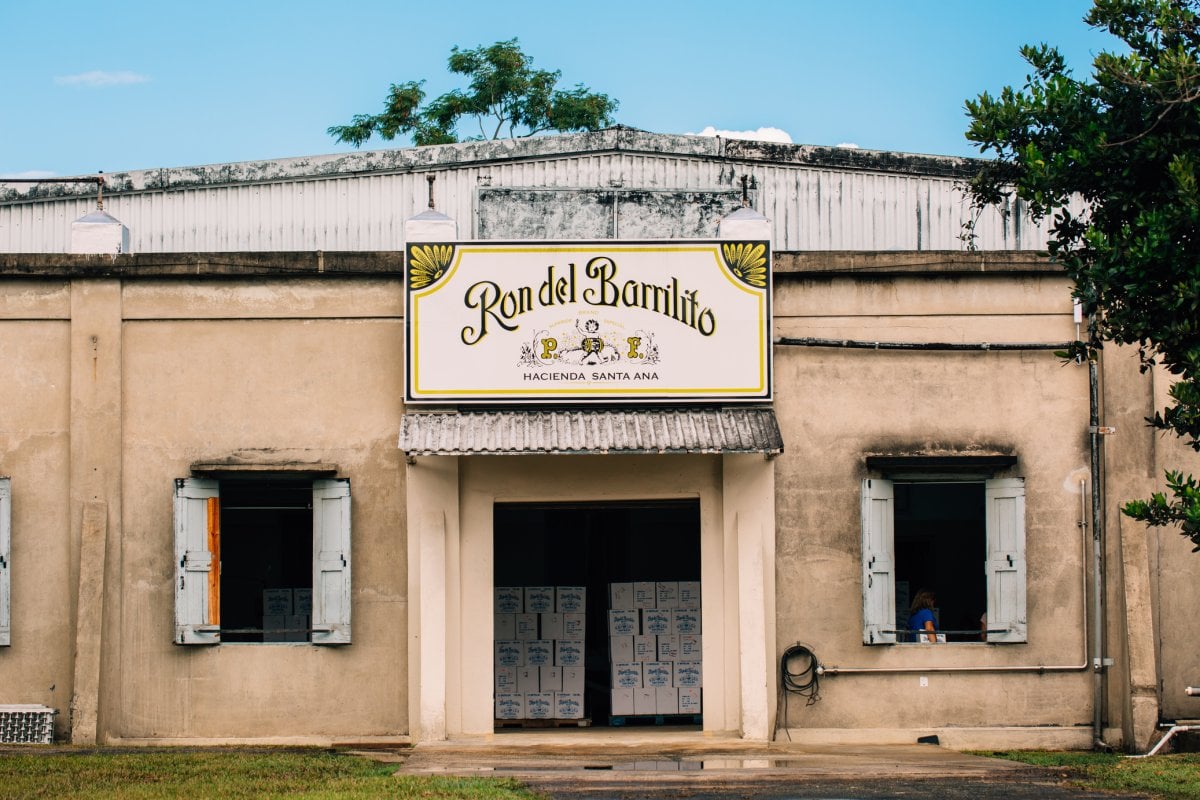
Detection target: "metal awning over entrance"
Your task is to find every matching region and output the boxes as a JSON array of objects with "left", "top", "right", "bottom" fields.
[{"left": 399, "top": 408, "right": 783, "bottom": 456}]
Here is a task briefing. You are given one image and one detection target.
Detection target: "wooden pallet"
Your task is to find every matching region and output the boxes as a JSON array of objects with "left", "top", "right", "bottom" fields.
[
  {"left": 494, "top": 718, "right": 592, "bottom": 729},
  {"left": 610, "top": 714, "right": 702, "bottom": 727}
]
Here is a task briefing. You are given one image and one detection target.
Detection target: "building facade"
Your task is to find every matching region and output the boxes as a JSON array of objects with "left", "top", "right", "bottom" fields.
[{"left": 0, "top": 129, "right": 1195, "bottom": 750}]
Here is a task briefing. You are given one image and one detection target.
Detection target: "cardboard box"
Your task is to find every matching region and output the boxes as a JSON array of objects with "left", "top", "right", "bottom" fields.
[
  {"left": 642, "top": 608, "right": 672, "bottom": 635},
  {"left": 656, "top": 581, "right": 679, "bottom": 609},
  {"left": 657, "top": 634, "right": 680, "bottom": 661},
  {"left": 526, "top": 692, "right": 554, "bottom": 719},
  {"left": 540, "top": 612, "right": 564, "bottom": 640},
  {"left": 644, "top": 661, "right": 673, "bottom": 688},
  {"left": 673, "top": 608, "right": 701, "bottom": 634},
  {"left": 524, "top": 640, "right": 553, "bottom": 667},
  {"left": 293, "top": 588, "right": 313, "bottom": 614},
  {"left": 517, "top": 667, "right": 540, "bottom": 693},
  {"left": 263, "top": 614, "right": 288, "bottom": 642},
  {"left": 495, "top": 666, "right": 517, "bottom": 693},
  {"left": 556, "top": 586, "right": 586, "bottom": 613},
  {"left": 515, "top": 613, "right": 539, "bottom": 640},
  {"left": 288, "top": 614, "right": 309, "bottom": 640},
  {"left": 634, "top": 687, "right": 657, "bottom": 715},
  {"left": 540, "top": 666, "right": 562, "bottom": 693},
  {"left": 611, "top": 688, "right": 634, "bottom": 716},
  {"left": 562, "top": 613, "right": 586, "bottom": 641},
  {"left": 495, "top": 640, "right": 523, "bottom": 668},
  {"left": 679, "top": 633, "right": 702, "bottom": 659},
  {"left": 678, "top": 686, "right": 702, "bottom": 714},
  {"left": 656, "top": 687, "right": 679, "bottom": 714},
  {"left": 495, "top": 587, "right": 523, "bottom": 613},
  {"left": 524, "top": 586, "right": 555, "bottom": 613},
  {"left": 263, "top": 589, "right": 292, "bottom": 616},
  {"left": 633, "top": 635, "right": 657, "bottom": 661},
  {"left": 677, "top": 581, "right": 701, "bottom": 609},
  {"left": 561, "top": 666, "right": 585, "bottom": 693},
  {"left": 610, "top": 635, "right": 634, "bottom": 663},
  {"left": 608, "top": 609, "right": 638, "bottom": 636},
  {"left": 609, "top": 582, "right": 634, "bottom": 610},
  {"left": 633, "top": 582, "right": 657, "bottom": 609},
  {"left": 674, "top": 661, "right": 702, "bottom": 688},
  {"left": 494, "top": 613, "right": 515, "bottom": 640},
  {"left": 555, "top": 691, "right": 584, "bottom": 719},
  {"left": 612, "top": 662, "right": 643, "bottom": 689},
  {"left": 554, "top": 639, "right": 584, "bottom": 666},
  {"left": 495, "top": 692, "right": 524, "bottom": 720}
]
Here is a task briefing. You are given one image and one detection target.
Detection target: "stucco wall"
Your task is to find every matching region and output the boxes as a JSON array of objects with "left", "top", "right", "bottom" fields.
[
  {"left": 771, "top": 271, "right": 1096, "bottom": 742},
  {"left": 0, "top": 254, "right": 1189, "bottom": 748},
  {"left": 0, "top": 275, "right": 411, "bottom": 741},
  {"left": 0, "top": 284, "right": 73, "bottom": 729}
]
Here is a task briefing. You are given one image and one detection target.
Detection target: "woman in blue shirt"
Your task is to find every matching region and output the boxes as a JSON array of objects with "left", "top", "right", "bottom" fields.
[{"left": 908, "top": 589, "right": 938, "bottom": 643}]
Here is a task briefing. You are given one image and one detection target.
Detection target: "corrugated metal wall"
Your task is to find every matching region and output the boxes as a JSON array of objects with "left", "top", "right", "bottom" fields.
[{"left": 0, "top": 146, "right": 1052, "bottom": 253}]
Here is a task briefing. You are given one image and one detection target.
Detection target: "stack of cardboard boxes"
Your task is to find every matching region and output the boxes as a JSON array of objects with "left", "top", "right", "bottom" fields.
[
  {"left": 608, "top": 581, "right": 702, "bottom": 718},
  {"left": 494, "top": 586, "right": 587, "bottom": 721},
  {"left": 262, "top": 588, "right": 312, "bottom": 642}
]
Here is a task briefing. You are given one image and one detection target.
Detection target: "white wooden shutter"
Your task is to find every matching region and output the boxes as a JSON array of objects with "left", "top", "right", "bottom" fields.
[
  {"left": 311, "top": 479, "right": 351, "bottom": 644},
  {"left": 0, "top": 479, "right": 11, "bottom": 646},
  {"left": 174, "top": 478, "right": 220, "bottom": 645},
  {"left": 861, "top": 478, "right": 897, "bottom": 644},
  {"left": 985, "top": 477, "right": 1027, "bottom": 643}
]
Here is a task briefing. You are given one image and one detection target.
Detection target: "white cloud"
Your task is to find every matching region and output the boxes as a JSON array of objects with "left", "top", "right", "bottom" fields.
[
  {"left": 835, "top": 142, "right": 861, "bottom": 149},
  {"left": 0, "top": 170, "right": 57, "bottom": 179},
  {"left": 688, "top": 126, "right": 793, "bottom": 144},
  {"left": 55, "top": 70, "right": 149, "bottom": 87}
]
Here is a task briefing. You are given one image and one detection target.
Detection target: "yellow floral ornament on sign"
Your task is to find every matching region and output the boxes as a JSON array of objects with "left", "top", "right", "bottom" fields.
[
  {"left": 721, "top": 242, "right": 768, "bottom": 287},
  {"left": 408, "top": 244, "right": 455, "bottom": 290}
]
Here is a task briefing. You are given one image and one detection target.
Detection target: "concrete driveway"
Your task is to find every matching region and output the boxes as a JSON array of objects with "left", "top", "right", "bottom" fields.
[{"left": 366, "top": 732, "right": 1145, "bottom": 800}]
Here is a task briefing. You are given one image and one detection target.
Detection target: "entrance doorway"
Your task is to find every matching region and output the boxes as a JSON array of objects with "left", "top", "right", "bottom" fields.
[{"left": 493, "top": 500, "right": 701, "bottom": 728}]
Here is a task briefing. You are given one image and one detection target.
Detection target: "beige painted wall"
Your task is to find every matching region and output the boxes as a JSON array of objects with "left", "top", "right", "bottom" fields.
[
  {"left": 0, "top": 262, "right": 1192, "bottom": 748},
  {"left": 772, "top": 273, "right": 1097, "bottom": 740},
  {"left": 0, "top": 276, "right": 411, "bottom": 741},
  {"left": 0, "top": 284, "right": 73, "bottom": 733}
]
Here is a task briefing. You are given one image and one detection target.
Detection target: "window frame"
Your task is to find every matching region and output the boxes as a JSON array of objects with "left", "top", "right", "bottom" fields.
[
  {"left": 861, "top": 475, "right": 1027, "bottom": 645},
  {"left": 0, "top": 478, "right": 11, "bottom": 647},
  {"left": 173, "top": 476, "right": 351, "bottom": 646}
]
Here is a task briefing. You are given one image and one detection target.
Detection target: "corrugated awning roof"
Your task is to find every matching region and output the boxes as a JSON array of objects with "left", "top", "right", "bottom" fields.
[{"left": 399, "top": 408, "right": 783, "bottom": 456}]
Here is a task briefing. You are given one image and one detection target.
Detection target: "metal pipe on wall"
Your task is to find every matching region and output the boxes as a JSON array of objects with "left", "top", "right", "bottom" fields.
[{"left": 1089, "top": 355, "right": 1110, "bottom": 748}]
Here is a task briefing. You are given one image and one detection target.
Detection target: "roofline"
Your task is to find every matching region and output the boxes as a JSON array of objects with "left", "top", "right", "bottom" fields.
[
  {"left": 0, "top": 128, "right": 986, "bottom": 205},
  {"left": 0, "top": 250, "right": 1055, "bottom": 279}
]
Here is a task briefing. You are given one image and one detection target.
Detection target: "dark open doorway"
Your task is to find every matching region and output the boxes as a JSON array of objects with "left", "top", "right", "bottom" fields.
[{"left": 494, "top": 499, "right": 701, "bottom": 728}]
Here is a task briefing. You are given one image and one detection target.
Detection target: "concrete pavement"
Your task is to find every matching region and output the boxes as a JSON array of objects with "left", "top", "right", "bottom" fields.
[{"left": 357, "top": 731, "right": 1143, "bottom": 799}]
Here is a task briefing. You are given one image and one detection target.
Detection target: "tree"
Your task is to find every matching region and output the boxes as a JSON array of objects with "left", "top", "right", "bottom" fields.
[
  {"left": 964, "top": 0, "right": 1200, "bottom": 548},
  {"left": 328, "top": 39, "right": 618, "bottom": 147}
]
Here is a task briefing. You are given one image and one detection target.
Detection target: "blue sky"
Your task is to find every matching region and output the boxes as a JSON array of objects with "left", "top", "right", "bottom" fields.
[{"left": 0, "top": 1, "right": 1117, "bottom": 177}]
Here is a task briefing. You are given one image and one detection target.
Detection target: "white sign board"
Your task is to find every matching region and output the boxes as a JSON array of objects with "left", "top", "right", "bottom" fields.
[{"left": 405, "top": 241, "right": 771, "bottom": 403}]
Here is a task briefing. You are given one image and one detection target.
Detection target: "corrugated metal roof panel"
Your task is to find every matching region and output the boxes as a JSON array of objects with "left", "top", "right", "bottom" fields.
[{"left": 398, "top": 408, "right": 783, "bottom": 456}]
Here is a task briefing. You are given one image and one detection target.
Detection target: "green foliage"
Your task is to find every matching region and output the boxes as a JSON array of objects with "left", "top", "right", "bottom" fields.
[
  {"left": 980, "top": 750, "right": 1200, "bottom": 799},
  {"left": 0, "top": 749, "right": 542, "bottom": 799},
  {"left": 965, "top": 0, "right": 1200, "bottom": 545},
  {"left": 329, "top": 39, "right": 618, "bottom": 147}
]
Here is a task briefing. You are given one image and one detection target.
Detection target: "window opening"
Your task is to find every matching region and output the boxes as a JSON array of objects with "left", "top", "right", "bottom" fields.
[
  {"left": 219, "top": 479, "right": 313, "bottom": 643},
  {"left": 894, "top": 482, "right": 986, "bottom": 643}
]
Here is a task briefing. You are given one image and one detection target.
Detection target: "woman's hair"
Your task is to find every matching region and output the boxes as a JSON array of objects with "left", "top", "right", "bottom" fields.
[{"left": 910, "top": 589, "right": 936, "bottom": 615}]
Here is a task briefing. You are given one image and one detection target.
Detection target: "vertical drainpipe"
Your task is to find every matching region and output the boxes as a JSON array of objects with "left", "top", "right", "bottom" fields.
[{"left": 1089, "top": 350, "right": 1108, "bottom": 748}]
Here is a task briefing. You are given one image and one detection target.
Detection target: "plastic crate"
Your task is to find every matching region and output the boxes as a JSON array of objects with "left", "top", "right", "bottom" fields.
[{"left": 0, "top": 704, "right": 56, "bottom": 744}]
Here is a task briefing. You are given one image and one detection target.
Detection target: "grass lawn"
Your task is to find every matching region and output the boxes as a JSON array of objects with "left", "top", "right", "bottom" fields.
[
  {"left": 981, "top": 750, "right": 1200, "bottom": 800},
  {"left": 0, "top": 748, "right": 543, "bottom": 800}
]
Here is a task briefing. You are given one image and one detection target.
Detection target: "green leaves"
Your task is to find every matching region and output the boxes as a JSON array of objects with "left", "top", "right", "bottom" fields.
[
  {"left": 966, "top": 0, "right": 1200, "bottom": 547},
  {"left": 329, "top": 38, "right": 618, "bottom": 147},
  {"left": 1124, "top": 470, "right": 1200, "bottom": 549}
]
